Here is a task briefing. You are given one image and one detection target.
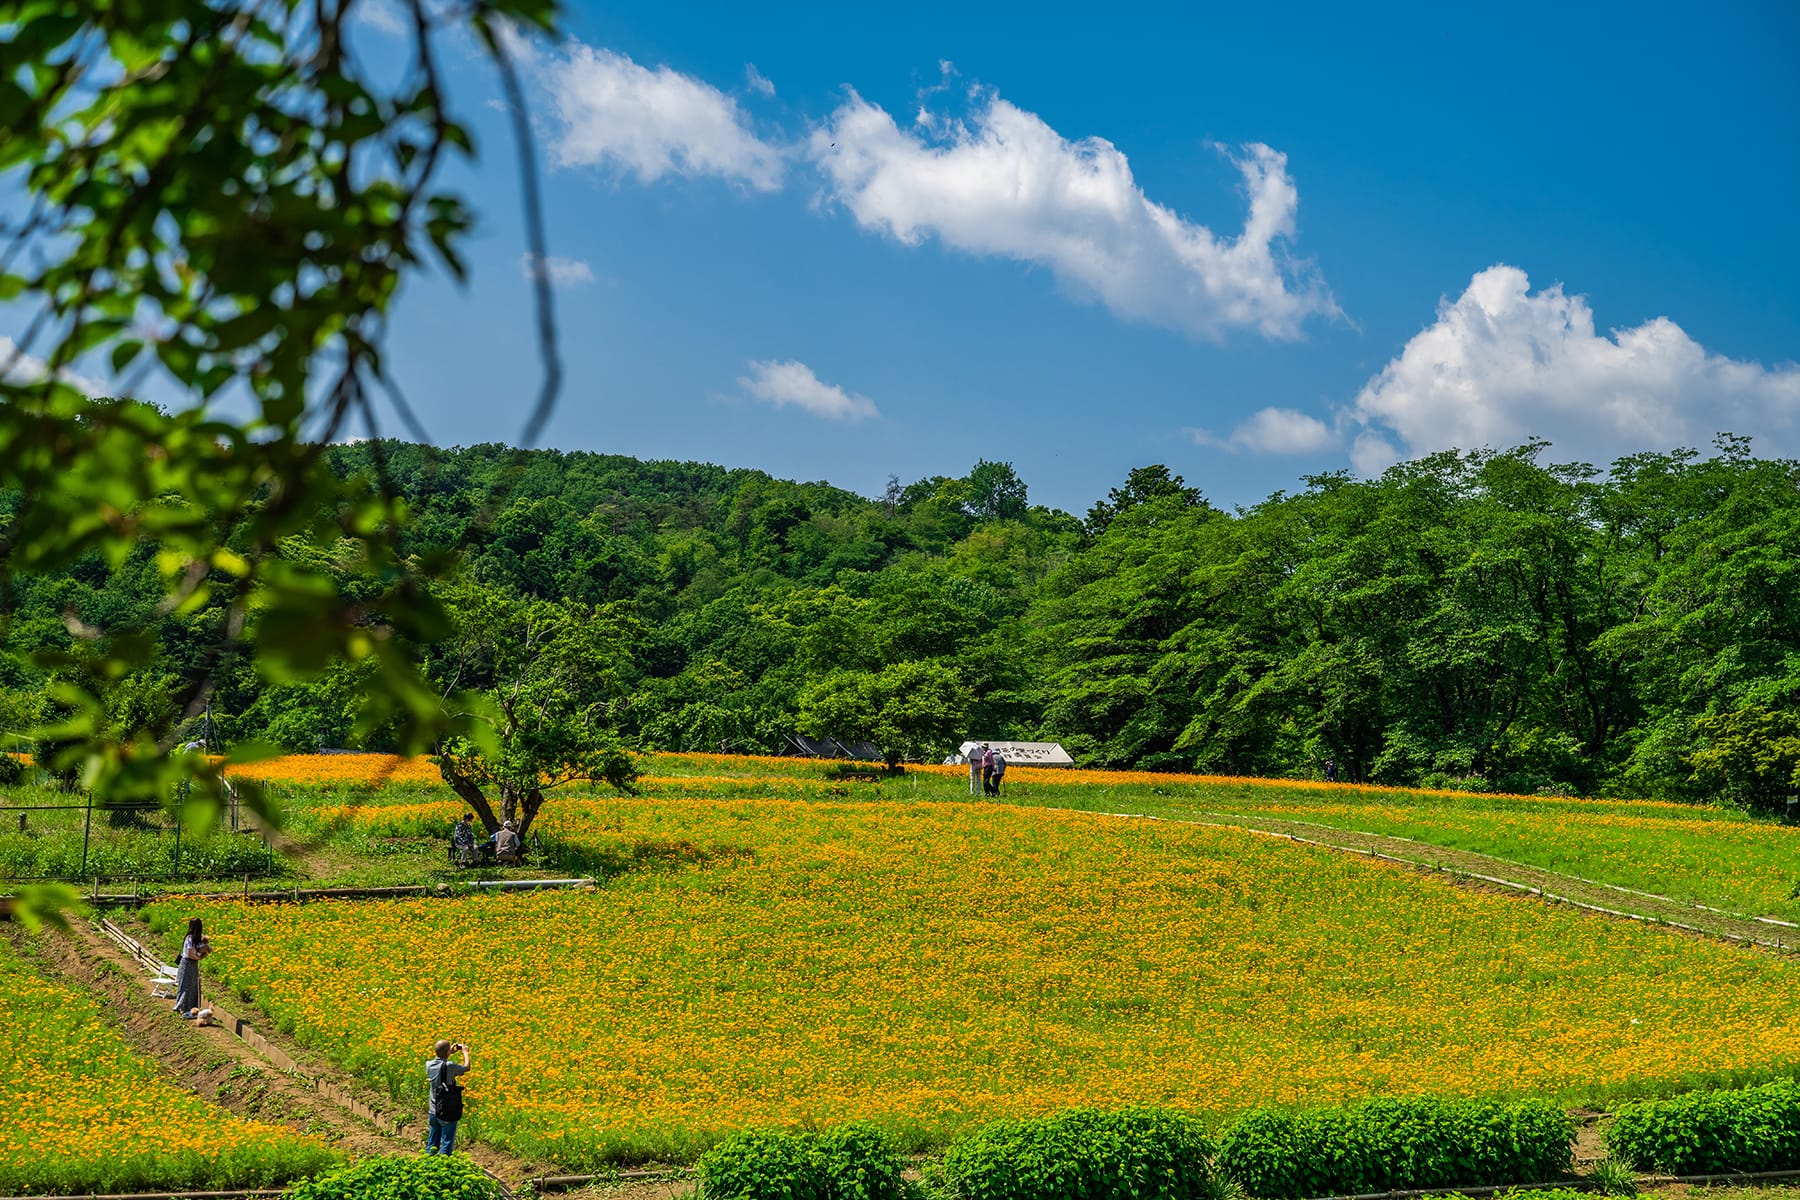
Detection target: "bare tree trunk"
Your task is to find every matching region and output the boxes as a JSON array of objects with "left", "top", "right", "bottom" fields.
[
  {"left": 500, "top": 781, "right": 522, "bottom": 826},
  {"left": 440, "top": 766, "right": 501, "bottom": 835},
  {"left": 517, "top": 786, "right": 547, "bottom": 840}
]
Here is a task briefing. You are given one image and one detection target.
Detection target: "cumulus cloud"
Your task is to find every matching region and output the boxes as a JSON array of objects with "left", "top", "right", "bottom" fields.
[
  {"left": 809, "top": 88, "right": 1336, "bottom": 340},
  {"left": 739, "top": 360, "right": 879, "bottom": 422},
  {"left": 540, "top": 44, "right": 785, "bottom": 190},
  {"left": 0, "top": 336, "right": 105, "bottom": 396},
  {"left": 1191, "top": 407, "right": 1337, "bottom": 454},
  {"left": 1348, "top": 265, "right": 1800, "bottom": 471},
  {"left": 519, "top": 252, "right": 596, "bottom": 287}
]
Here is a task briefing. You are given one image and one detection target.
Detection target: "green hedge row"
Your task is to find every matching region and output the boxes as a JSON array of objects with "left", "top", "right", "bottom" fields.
[
  {"left": 1215, "top": 1096, "right": 1572, "bottom": 1199},
  {"left": 698, "top": 1122, "right": 909, "bottom": 1200},
  {"left": 1606, "top": 1077, "right": 1800, "bottom": 1174},
  {"left": 940, "top": 1108, "right": 1221, "bottom": 1200},
  {"left": 698, "top": 1098, "right": 1574, "bottom": 1200},
  {"left": 283, "top": 1155, "right": 498, "bottom": 1200}
]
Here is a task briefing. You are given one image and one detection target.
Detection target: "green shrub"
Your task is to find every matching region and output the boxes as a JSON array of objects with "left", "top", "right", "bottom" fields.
[
  {"left": 941, "top": 1107, "right": 1219, "bottom": 1200},
  {"left": 698, "top": 1122, "right": 907, "bottom": 1200},
  {"left": 283, "top": 1154, "right": 498, "bottom": 1200},
  {"left": 0, "top": 755, "right": 23, "bottom": 786},
  {"left": 815, "top": 1123, "right": 910, "bottom": 1200},
  {"left": 1605, "top": 1077, "right": 1800, "bottom": 1174},
  {"left": 1586, "top": 1153, "right": 1639, "bottom": 1196},
  {"left": 700, "top": 1130, "right": 817, "bottom": 1200},
  {"left": 1214, "top": 1096, "right": 1572, "bottom": 1198},
  {"left": 0, "top": 1143, "right": 342, "bottom": 1195}
]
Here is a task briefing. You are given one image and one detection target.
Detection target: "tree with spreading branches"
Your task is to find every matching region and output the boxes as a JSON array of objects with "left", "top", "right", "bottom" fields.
[
  {"left": 430, "top": 582, "right": 637, "bottom": 840},
  {"left": 0, "top": 0, "right": 569, "bottom": 922}
]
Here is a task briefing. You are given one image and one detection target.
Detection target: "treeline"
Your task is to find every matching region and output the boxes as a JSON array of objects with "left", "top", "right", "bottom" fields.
[{"left": 4, "top": 437, "right": 1797, "bottom": 806}]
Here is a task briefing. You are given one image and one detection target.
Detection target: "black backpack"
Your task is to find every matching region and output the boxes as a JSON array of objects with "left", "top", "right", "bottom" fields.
[{"left": 431, "top": 1060, "right": 464, "bottom": 1122}]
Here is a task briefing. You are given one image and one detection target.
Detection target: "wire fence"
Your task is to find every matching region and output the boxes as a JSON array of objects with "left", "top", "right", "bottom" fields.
[{"left": 0, "top": 794, "right": 278, "bottom": 883}]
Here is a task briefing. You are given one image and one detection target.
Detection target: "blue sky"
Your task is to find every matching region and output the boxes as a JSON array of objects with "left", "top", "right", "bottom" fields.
[{"left": 324, "top": 2, "right": 1799, "bottom": 509}]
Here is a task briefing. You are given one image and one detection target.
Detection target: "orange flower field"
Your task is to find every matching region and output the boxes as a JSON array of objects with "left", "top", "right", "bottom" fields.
[
  {"left": 146, "top": 796, "right": 1800, "bottom": 1168},
  {"left": 267, "top": 746, "right": 1800, "bottom": 925},
  {"left": 228, "top": 749, "right": 1648, "bottom": 807},
  {"left": 0, "top": 938, "right": 338, "bottom": 1193},
  {"left": 226, "top": 753, "right": 444, "bottom": 787}
]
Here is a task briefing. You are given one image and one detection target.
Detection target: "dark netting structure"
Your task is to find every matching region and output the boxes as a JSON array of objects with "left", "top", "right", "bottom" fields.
[{"left": 0, "top": 792, "right": 276, "bottom": 884}]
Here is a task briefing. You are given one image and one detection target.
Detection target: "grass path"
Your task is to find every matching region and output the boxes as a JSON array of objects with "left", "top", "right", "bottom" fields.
[{"left": 1023, "top": 802, "right": 1800, "bottom": 950}]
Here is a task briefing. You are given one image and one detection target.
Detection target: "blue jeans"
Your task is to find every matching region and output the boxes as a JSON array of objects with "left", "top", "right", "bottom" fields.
[{"left": 426, "top": 1114, "right": 459, "bottom": 1155}]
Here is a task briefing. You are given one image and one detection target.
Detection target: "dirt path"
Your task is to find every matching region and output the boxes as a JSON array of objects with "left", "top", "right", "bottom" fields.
[
  {"left": 20, "top": 920, "right": 397, "bottom": 1161},
  {"left": 36, "top": 918, "right": 530, "bottom": 1184},
  {"left": 30, "top": 916, "right": 694, "bottom": 1198},
  {"left": 1101, "top": 808, "right": 1799, "bottom": 950}
]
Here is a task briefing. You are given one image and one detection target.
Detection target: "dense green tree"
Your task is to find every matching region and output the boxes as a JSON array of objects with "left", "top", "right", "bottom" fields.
[
  {"left": 966, "top": 460, "right": 1030, "bottom": 521},
  {"left": 1687, "top": 707, "right": 1800, "bottom": 815},
  {"left": 798, "top": 660, "right": 969, "bottom": 769},
  {"left": 11, "top": 424, "right": 1800, "bottom": 807},
  {"left": 1083, "top": 464, "right": 1209, "bottom": 537},
  {"left": 430, "top": 583, "right": 637, "bottom": 838}
]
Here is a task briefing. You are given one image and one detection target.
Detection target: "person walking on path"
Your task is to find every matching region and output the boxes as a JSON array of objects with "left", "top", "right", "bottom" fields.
[
  {"left": 172, "top": 917, "right": 211, "bottom": 1019},
  {"left": 980, "top": 745, "right": 997, "bottom": 796},
  {"left": 968, "top": 744, "right": 987, "bottom": 796},
  {"left": 425, "top": 1039, "right": 472, "bottom": 1155},
  {"left": 989, "top": 749, "right": 1007, "bottom": 797}
]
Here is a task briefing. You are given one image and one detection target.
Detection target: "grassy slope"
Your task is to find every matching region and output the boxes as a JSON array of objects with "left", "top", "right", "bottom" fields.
[
  {"left": 144, "top": 779, "right": 1800, "bottom": 1168},
  {"left": 232, "top": 752, "right": 1800, "bottom": 920},
  {"left": 641, "top": 756, "right": 1800, "bottom": 923}
]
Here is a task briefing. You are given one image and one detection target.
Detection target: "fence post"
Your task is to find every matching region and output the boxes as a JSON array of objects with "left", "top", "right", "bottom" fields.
[
  {"left": 81, "top": 795, "right": 93, "bottom": 878},
  {"left": 172, "top": 812, "right": 181, "bottom": 878}
]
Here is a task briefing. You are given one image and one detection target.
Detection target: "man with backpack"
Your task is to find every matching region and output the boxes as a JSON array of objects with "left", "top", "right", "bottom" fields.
[{"left": 426, "top": 1038, "right": 472, "bottom": 1154}]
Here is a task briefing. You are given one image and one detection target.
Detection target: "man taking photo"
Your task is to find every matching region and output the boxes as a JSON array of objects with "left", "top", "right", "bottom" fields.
[{"left": 426, "top": 1038, "right": 472, "bottom": 1155}]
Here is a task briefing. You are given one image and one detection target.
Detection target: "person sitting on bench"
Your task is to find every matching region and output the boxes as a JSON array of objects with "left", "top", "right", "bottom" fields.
[
  {"left": 450, "top": 813, "right": 477, "bottom": 866},
  {"left": 493, "top": 820, "right": 522, "bottom": 865}
]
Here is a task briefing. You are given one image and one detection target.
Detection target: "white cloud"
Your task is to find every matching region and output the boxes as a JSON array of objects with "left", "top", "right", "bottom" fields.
[
  {"left": 809, "top": 88, "right": 1336, "bottom": 340},
  {"left": 1349, "top": 431, "right": 1402, "bottom": 477},
  {"left": 540, "top": 44, "right": 785, "bottom": 190},
  {"left": 1191, "top": 407, "right": 1337, "bottom": 454},
  {"left": 745, "top": 64, "right": 775, "bottom": 97},
  {"left": 0, "top": 336, "right": 105, "bottom": 396},
  {"left": 739, "top": 360, "right": 879, "bottom": 422},
  {"left": 352, "top": 0, "right": 407, "bottom": 35},
  {"left": 1349, "top": 265, "right": 1800, "bottom": 469},
  {"left": 519, "top": 252, "right": 596, "bottom": 287}
]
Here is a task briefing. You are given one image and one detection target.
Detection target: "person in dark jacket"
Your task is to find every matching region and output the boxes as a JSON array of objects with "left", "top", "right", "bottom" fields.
[{"left": 451, "top": 813, "right": 477, "bottom": 865}]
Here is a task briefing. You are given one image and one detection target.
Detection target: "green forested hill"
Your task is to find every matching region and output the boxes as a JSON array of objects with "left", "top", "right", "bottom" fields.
[{"left": 5, "top": 438, "right": 1797, "bottom": 805}]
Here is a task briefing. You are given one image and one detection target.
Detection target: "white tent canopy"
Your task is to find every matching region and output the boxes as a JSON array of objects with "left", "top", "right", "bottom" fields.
[{"left": 956, "top": 740, "right": 1075, "bottom": 767}]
